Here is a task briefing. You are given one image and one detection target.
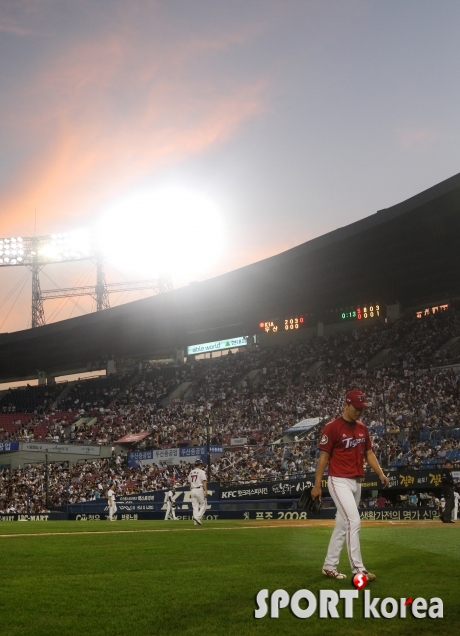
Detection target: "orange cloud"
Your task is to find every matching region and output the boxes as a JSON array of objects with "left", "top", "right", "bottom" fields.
[
  {"left": 0, "top": 0, "right": 50, "bottom": 36},
  {"left": 398, "top": 127, "right": 439, "bottom": 151},
  {"left": 0, "top": 15, "right": 35, "bottom": 35},
  {"left": 0, "top": 26, "right": 269, "bottom": 237}
]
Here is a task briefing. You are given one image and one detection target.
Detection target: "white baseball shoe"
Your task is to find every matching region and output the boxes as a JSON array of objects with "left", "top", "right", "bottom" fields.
[
  {"left": 193, "top": 517, "right": 202, "bottom": 526},
  {"left": 322, "top": 568, "right": 347, "bottom": 579}
]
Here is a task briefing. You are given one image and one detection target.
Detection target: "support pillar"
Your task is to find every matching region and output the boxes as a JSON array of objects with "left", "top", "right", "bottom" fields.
[
  {"left": 107, "top": 359, "right": 116, "bottom": 375},
  {"left": 31, "top": 265, "right": 45, "bottom": 328},
  {"left": 95, "top": 256, "right": 110, "bottom": 311}
]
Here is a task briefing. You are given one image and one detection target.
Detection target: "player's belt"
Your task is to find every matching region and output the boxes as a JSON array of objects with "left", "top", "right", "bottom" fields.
[
  {"left": 192, "top": 486, "right": 203, "bottom": 489},
  {"left": 331, "top": 475, "right": 362, "bottom": 481}
]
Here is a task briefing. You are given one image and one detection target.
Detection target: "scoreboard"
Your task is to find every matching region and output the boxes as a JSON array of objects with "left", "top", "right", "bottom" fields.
[
  {"left": 258, "top": 304, "right": 383, "bottom": 333},
  {"left": 258, "top": 315, "right": 309, "bottom": 334},
  {"left": 339, "top": 303, "right": 382, "bottom": 321}
]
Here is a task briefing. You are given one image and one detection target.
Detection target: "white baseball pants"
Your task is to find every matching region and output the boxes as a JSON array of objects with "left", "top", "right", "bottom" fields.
[
  {"left": 323, "top": 476, "right": 365, "bottom": 573},
  {"left": 165, "top": 502, "right": 176, "bottom": 520},
  {"left": 108, "top": 503, "right": 117, "bottom": 520},
  {"left": 452, "top": 501, "right": 458, "bottom": 521},
  {"left": 191, "top": 487, "right": 207, "bottom": 521}
]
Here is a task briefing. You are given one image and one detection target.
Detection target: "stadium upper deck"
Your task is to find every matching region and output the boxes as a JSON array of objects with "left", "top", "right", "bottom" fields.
[{"left": 1, "top": 171, "right": 460, "bottom": 382}]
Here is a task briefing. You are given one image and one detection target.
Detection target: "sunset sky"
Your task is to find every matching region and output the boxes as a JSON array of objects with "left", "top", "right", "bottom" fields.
[{"left": 1, "top": 0, "right": 460, "bottom": 333}]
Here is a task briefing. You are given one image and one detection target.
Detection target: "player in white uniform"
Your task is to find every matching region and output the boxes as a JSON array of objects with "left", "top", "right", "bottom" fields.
[
  {"left": 107, "top": 483, "right": 117, "bottom": 521},
  {"left": 452, "top": 491, "right": 460, "bottom": 521},
  {"left": 164, "top": 487, "right": 177, "bottom": 520},
  {"left": 188, "top": 458, "right": 208, "bottom": 525},
  {"left": 440, "top": 496, "right": 446, "bottom": 517}
]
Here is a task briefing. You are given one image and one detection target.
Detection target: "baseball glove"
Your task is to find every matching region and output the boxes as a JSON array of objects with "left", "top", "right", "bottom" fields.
[{"left": 299, "top": 487, "right": 322, "bottom": 514}]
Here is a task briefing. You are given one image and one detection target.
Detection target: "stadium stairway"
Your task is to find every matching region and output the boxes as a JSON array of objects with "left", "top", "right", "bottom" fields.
[
  {"left": 54, "top": 382, "right": 72, "bottom": 407},
  {"left": 238, "top": 369, "right": 263, "bottom": 389},
  {"left": 65, "top": 416, "right": 89, "bottom": 436},
  {"left": 66, "top": 415, "right": 98, "bottom": 439},
  {"left": 306, "top": 361, "right": 325, "bottom": 377},
  {"left": 437, "top": 336, "right": 460, "bottom": 353},
  {"left": 439, "top": 336, "right": 460, "bottom": 361},
  {"left": 163, "top": 381, "right": 194, "bottom": 406},
  {"left": 108, "top": 371, "right": 140, "bottom": 406},
  {"left": 368, "top": 348, "right": 394, "bottom": 369}
]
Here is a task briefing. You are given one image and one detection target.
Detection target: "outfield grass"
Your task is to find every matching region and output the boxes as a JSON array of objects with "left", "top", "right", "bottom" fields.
[{"left": 0, "top": 520, "right": 458, "bottom": 635}]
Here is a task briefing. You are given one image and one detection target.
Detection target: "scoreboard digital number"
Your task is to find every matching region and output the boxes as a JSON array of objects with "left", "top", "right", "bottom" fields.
[
  {"left": 259, "top": 315, "right": 307, "bottom": 333},
  {"left": 341, "top": 304, "right": 381, "bottom": 321}
]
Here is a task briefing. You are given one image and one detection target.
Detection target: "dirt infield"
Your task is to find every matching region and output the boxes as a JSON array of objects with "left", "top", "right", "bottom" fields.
[
  {"left": 0, "top": 517, "right": 450, "bottom": 538},
  {"left": 245, "top": 518, "right": 445, "bottom": 528}
]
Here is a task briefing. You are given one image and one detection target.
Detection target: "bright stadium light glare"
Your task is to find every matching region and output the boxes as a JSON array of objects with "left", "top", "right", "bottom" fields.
[
  {"left": 38, "top": 228, "right": 93, "bottom": 262},
  {"left": 96, "top": 187, "right": 225, "bottom": 280}
]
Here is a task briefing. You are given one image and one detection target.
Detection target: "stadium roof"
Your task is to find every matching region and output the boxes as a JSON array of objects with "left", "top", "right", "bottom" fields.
[{"left": 2, "top": 171, "right": 460, "bottom": 382}]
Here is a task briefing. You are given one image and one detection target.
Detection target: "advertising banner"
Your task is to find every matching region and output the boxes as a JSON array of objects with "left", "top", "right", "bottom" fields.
[
  {"left": 21, "top": 442, "right": 100, "bottom": 456},
  {"left": 67, "top": 483, "right": 220, "bottom": 517},
  {"left": 179, "top": 446, "right": 207, "bottom": 459},
  {"left": 0, "top": 512, "right": 68, "bottom": 521},
  {"left": 128, "top": 448, "right": 179, "bottom": 467},
  {"left": 230, "top": 437, "right": 247, "bottom": 446},
  {"left": 187, "top": 336, "right": 248, "bottom": 356},
  {"left": 0, "top": 506, "right": 442, "bottom": 522},
  {"left": 128, "top": 446, "right": 208, "bottom": 468},
  {"left": 116, "top": 483, "right": 219, "bottom": 504},
  {"left": 0, "top": 441, "right": 19, "bottom": 452},
  {"left": 61, "top": 507, "right": 442, "bottom": 523},
  {"left": 219, "top": 469, "right": 445, "bottom": 500}
]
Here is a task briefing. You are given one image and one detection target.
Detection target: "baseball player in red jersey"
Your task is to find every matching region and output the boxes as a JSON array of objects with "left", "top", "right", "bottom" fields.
[{"left": 311, "top": 390, "right": 389, "bottom": 581}]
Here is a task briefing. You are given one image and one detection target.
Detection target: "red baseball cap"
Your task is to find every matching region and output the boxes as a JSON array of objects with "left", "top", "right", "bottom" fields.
[{"left": 345, "top": 390, "right": 368, "bottom": 409}]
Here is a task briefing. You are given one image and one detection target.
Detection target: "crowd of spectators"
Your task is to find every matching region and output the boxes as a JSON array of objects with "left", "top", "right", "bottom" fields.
[
  {"left": 2, "top": 302, "right": 460, "bottom": 512},
  {"left": 0, "top": 456, "right": 191, "bottom": 513}
]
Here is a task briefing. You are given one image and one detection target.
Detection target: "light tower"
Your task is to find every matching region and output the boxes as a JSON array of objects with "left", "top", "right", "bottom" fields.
[
  {"left": 30, "top": 237, "right": 45, "bottom": 328},
  {"left": 0, "top": 231, "right": 173, "bottom": 328},
  {"left": 95, "top": 253, "right": 110, "bottom": 312}
]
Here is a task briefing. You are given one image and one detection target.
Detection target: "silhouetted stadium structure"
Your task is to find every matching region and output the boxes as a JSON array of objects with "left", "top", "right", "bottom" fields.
[{"left": 1, "top": 171, "right": 460, "bottom": 383}]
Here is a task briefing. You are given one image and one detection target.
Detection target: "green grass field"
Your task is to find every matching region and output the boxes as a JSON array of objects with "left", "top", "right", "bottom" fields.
[{"left": 0, "top": 520, "right": 458, "bottom": 636}]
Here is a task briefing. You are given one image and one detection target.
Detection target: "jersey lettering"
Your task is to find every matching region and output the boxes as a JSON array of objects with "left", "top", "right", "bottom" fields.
[{"left": 342, "top": 437, "right": 366, "bottom": 449}]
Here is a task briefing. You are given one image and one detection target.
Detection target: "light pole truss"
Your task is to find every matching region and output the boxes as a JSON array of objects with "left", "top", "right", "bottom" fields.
[{"left": 40, "top": 279, "right": 172, "bottom": 301}]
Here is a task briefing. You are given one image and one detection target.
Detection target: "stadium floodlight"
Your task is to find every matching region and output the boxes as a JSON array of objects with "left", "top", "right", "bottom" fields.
[
  {"left": 0, "top": 230, "right": 100, "bottom": 328},
  {"left": 0, "top": 230, "right": 96, "bottom": 268},
  {"left": 38, "top": 230, "right": 94, "bottom": 263}
]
